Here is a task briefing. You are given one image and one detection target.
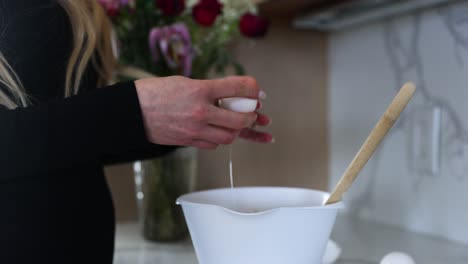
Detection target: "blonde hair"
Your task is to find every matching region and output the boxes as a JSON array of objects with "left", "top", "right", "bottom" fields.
[
  {"left": 0, "top": 0, "right": 118, "bottom": 109},
  {"left": 0, "top": 52, "right": 28, "bottom": 108}
]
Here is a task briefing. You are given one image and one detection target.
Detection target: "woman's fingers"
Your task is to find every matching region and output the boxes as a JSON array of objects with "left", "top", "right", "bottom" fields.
[
  {"left": 239, "top": 128, "right": 274, "bottom": 143},
  {"left": 206, "top": 76, "right": 263, "bottom": 100},
  {"left": 191, "top": 125, "right": 238, "bottom": 149},
  {"left": 207, "top": 106, "right": 258, "bottom": 130},
  {"left": 255, "top": 113, "right": 271, "bottom": 126},
  {"left": 197, "top": 125, "right": 238, "bottom": 145}
]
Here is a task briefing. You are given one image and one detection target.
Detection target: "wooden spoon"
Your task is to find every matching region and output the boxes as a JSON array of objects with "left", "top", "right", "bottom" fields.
[{"left": 325, "top": 82, "right": 416, "bottom": 205}]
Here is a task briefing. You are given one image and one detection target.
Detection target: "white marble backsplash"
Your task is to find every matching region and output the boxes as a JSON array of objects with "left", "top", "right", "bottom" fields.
[{"left": 329, "top": 2, "right": 468, "bottom": 244}]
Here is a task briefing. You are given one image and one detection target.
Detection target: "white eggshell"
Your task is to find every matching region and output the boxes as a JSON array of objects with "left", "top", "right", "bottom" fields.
[
  {"left": 322, "top": 240, "right": 342, "bottom": 264},
  {"left": 219, "top": 97, "right": 257, "bottom": 113},
  {"left": 380, "top": 252, "right": 416, "bottom": 264}
]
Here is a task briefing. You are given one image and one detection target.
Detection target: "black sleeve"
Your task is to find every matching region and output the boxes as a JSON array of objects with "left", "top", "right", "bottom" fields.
[
  {"left": 0, "top": 81, "right": 176, "bottom": 181},
  {"left": 0, "top": 0, "right": 177, "bottom": 181},
  {"left": 102, "top": 144, "right": 178, "bottom": 166},
  {"left": 98, "top": 82, "right": 178, "bottom": 165}
]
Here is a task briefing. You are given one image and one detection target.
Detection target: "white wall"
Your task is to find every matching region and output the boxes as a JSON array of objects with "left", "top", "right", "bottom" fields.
[{"left": 329, "top": 2, "right": 468, "bottom": 244}]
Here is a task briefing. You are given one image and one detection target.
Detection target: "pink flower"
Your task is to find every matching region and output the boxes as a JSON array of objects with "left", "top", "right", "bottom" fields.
[{"left": 149, "top": 23, "right": 194, "bottom": 77}]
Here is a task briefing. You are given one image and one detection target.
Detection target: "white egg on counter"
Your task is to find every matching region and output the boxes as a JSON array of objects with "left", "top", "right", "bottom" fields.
[
  {"left": 380, "top": 252, "right": 416, "bottom": 264},
  {"left": 322, "top": 240, "right": 342, "bottom": 264},
  {"left": 219, "top": 97, "right": 257, "bottom": 113}
]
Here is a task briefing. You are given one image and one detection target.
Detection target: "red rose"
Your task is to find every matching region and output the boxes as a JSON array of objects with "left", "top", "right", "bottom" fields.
[
  {"left": 98, "top": 0, "right": 121, "bottom": 17},
  {"left": 106, "top": 6, "right": 120, "bottom": 17},
  {"left": 239, "top": 13, "right": 270, "bottom": 38},
  {"left": 192, "top": 0, "right": 223, "bottom": 27},
  {"left": 156, "top": 0, "right": 186, "bottom": 16}
]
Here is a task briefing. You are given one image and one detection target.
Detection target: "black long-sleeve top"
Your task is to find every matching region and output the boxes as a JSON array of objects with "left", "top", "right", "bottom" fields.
[{"left": 0, "top": 1, "right": 175, "bottom": 263}]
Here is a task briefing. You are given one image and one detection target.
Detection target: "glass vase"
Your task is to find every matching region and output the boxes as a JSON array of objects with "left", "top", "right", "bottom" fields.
[{"left": 133, "top": 147, "right": 197, "bottom": 242}]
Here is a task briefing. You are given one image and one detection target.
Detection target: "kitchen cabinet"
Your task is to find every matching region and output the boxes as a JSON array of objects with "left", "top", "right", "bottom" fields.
[{"left": 114, "top": 215, "right": 468, "bottom": 264}]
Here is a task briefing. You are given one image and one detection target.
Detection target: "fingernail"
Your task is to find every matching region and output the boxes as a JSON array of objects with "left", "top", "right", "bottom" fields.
[
  {"left": 268, "top": 118, "right": 273, "bottom": 126},
  {"left": 257, "top": 101, "right": 262, "bottom": 110},
  {"left": 270, "top": 138, "right": 276, "bottom": 144},
  {"left": 259, "top": 90, "right": 267, "bottom": 100}
]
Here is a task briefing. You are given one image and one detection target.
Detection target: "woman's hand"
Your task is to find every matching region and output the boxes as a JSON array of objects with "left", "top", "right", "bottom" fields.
[
  {"left": 135, "top": 76, "right": 272, "bottom": 149},
  {"left": 239, "top": 110, "right": 273, "bottom": 144}
]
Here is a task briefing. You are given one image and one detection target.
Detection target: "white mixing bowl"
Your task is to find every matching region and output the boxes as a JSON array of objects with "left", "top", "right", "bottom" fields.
[{"left": 177, "top": 187, "right": 344, "bottom": 264}]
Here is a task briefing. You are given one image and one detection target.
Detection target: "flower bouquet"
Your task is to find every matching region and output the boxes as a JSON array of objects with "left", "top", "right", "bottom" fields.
[
  {"left": 98, "top": 0, "right": 269, "bottom": 242},
  {"left": 99, "top": 0, "right": 269, "bottom": 79}
]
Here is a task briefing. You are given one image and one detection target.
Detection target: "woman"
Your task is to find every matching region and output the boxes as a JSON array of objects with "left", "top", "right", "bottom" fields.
[{"left": 0, "top": 0, "right": 272, "bottom": 263}]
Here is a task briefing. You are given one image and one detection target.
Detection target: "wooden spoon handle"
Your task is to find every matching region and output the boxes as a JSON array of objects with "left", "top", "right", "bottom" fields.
[{"left": 325, "top": 82, "right": 416, "bottom": 205}]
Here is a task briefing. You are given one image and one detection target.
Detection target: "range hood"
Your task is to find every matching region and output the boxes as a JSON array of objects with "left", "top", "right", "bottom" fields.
[{"left": 293, "top": 0, "right": 459, "bottom": 31}]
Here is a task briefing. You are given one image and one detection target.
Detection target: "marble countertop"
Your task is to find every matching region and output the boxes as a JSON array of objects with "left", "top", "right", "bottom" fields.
[{"left": 114, "top": 215, "right": 468, "bottom": 264}]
